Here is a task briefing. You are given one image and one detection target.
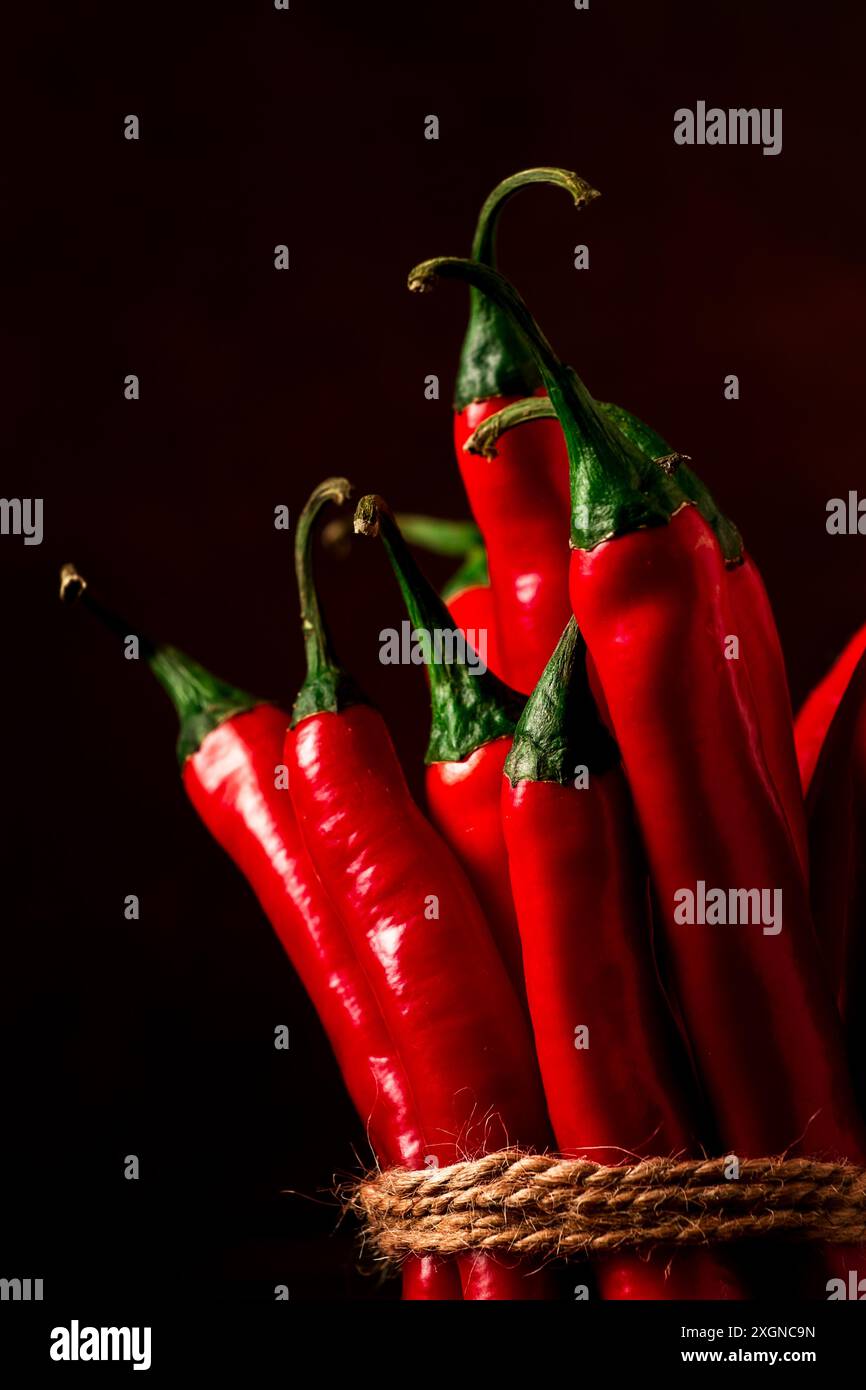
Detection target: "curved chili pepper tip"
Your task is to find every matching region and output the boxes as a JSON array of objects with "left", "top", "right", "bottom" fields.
[
  {"left": 294, "top": 477, "right": 354, "bottom": 618},
  {"left": 59, "top": 562, "right": 87, "bottom": 603},
  {"left": 305, "top": 477, "right": 352, "bottom": 509}
]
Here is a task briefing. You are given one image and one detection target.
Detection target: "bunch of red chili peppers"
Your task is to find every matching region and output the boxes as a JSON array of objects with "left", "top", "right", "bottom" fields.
[{"left": 64, "top": 168, "right": 866, "bottom": 1301}]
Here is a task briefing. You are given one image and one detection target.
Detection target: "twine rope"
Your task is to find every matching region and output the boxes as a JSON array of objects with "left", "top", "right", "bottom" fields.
[{"left": 350, "top": 1150, "right": 866, "bottom": 1262}]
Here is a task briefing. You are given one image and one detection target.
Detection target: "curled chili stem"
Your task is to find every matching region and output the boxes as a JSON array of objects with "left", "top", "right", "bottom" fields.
[
  {"left": 464, "top": 396, "right": 556, "bottom": 457},
  {"left": 466, "top": 398, "right": 694, "bottom": 477},
  {"left": 60, "top": 561, "right": 157, "bottom": 659},
  {"left": 59, "top": 564, "right": 260, "bottom": 763},
  {"left": 456, "top": 169, "right": 599, "bottom": 409},
  {"left": 295, "top": 478, "right": 352, "bottom": 679},
  {"left": 292, "top": 477, "right": 361, "bottom": 725},
  {"left": 471, "top": 167, "right": 599, "bottom": 265}
]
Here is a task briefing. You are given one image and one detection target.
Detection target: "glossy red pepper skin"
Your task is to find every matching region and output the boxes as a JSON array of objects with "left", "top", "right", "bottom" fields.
[
  {"left": 454, "top": 395, "right": 571, "bottom": 695},
  {"left": 797, "top": 621, "right": 866, "bottom": 794},
  {"left": 445, "top": 582, "right": 501, "bottom": 677},
  {"left": 399, "top": 1255, "right": 463, "bottom": 1302},
  {"left": 425, "top": 737, "right": 524, "bottom": 992},
  {"left": 505, "top": 777, "right": 745, "bottom": 1299},
  {"left": 296, "top": 480, "right": 554, "bottom": 1297},
  {"left": 286, "top": 704, "right": 554, "bottom": 1300},
  {"left": 183, "top": 705, "right": 420, "bottom": 1168},
  {"left": 807, "top": 650, "right": 866, "bottom": 1025},
  {"left": 605, "top": 407, "right": 809, "bottom": 881},
  {"left": 412, "top": 256, "right": 866, "bottom": 1292},
  {"left": 502, "top": 622, "right": 744, "bottom": 1299},
  {"left": 726, "top": 558, "right": 809, "bottom": 879},
  {"left": 570, "top": 510, "right": 861, "bottom": 1148},
  {"left": 182, "top": 702, "right": 462, "bottom": 1301},
  {"left": 571, "top": 511, "right": 866, "bottom": 1296},
  {"left": 354, "top": 497, "right": 525, "bottom": 993}
]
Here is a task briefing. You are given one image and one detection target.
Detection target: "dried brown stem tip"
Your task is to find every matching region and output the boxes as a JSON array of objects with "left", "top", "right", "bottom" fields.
[
  {"left": 59, "top": 563, "right": 87, "bottom": 604},
  {"left": 353, "top": 494, "right": 392, "bottom": 540}
]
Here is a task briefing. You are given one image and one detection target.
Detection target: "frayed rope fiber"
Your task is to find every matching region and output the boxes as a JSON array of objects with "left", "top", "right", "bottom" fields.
[{"left": 349, "top": 1150, "right": 866, "bottom": 1262}]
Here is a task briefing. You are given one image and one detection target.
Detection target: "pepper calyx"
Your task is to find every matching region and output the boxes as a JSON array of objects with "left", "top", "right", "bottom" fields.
[
  {"left": 150, "top": 646, "right": 262, "bottom": 765},
  {"left": 505, "top": 617, "right": 618, "bottom": 787}
]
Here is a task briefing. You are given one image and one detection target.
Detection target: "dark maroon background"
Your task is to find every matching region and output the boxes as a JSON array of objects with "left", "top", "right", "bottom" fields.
[{"left": 2, "top": 1, "right": 865, "bottom": 1303}]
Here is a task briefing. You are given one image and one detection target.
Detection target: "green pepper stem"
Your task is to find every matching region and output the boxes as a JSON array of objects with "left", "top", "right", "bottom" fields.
[
  {"left": 464, "top": 395, "right": 556, "bottom": 457},
  {"left": 292, "top": 478, "right": 362, "bottom": 725},
  {"left": 59, "top": 564, "right": 260, "bottom": 763},
  {"left": 295, "top": 479, "right": 351, "bottom": 684},
  {"left": 353, "top": 495, "right": 522, "bottom": 764},
  {"left": 471, "top": 167, "right": 599, "bottom": 265},
  {"left": 455, "top": 168, "right": 599, "bottom": 410}
]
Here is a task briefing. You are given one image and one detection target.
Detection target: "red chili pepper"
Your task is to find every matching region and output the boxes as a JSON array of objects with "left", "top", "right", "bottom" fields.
[
  {"left": 285, "top": 481, "right": 554, "bottom": 1300},
  {"left": 59, "top": 564, "right": 461, "bottom": 1301},
  {"left": 353, "top": 495, "right": 525, "bottom": 992},
  {"left": 806, "top": 647, "right": 866, "bottom": 1031},
  {"left": 410, "top": 258, "right": 866, "bottom": 1295},
  {"left": 502, "top": 617, "right": 745, "bottom": 1299},
  {"left": 464, "top": 386, "right": 807, "bottom": 884},
  {"left": 452, "top": 168, "right": 598, "bottom": 695},
  {"left": 796, "top": 621, "right": 866, "bottom": 794}
]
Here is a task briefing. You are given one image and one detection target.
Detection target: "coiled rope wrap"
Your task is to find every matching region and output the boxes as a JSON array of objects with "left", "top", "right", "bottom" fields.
[{"left": 350, "top": 1150, "right": 866, "bottom": 1263}]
